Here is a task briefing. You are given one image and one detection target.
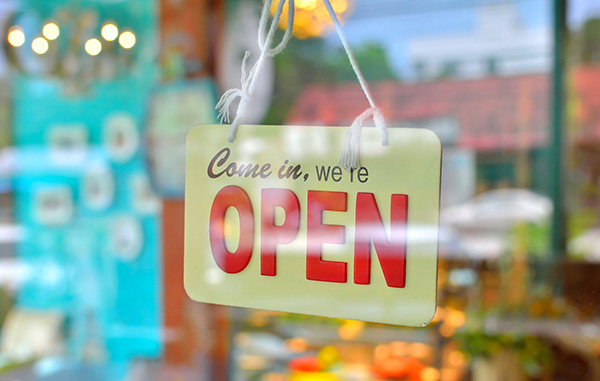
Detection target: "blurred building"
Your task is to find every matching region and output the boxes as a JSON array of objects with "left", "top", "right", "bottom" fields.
[
  {"left": 287, "top": 71, "right": 559, "bottom": 197},
  {"left": 408, "top": 3, "right": 551, "bottom": 80}
]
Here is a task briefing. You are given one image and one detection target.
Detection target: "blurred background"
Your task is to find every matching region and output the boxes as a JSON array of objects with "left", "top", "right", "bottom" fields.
[{"left": 0, "top": 0, "right": 598, "bottom": 379}]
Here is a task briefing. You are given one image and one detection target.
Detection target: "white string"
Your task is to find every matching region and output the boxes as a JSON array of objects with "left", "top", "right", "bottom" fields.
[
  {"left": 218, "top": 0, "right": 388, "bottom": 171},
  {"left": 216, "top": 0, "right": 295, "bottom": 142},
  {"left": 322, "top": 0, "right": 389, "bottom": 171}
]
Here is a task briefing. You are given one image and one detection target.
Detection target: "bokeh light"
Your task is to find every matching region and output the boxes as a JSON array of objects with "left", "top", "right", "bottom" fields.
[
  {"left": 101, "top": 23, "right": 119, "bottom": 41},
  {"left": 7, "top": 27, "right": 25, "bottom": 47},
  {"left": 31, "top": 37, "right": 49, "bottom": 55},
  {"left": 271, "top": 0, "right": 353, "bottom": 39},
  {"left": 85, "top": 38, "right": 102, "bottom": 56},
  {"left": 337, "top": 320, "right": 365, "bottom": 340},
  {"left": 439, "top": 323, "right": 455, "bottom": 338},
  {"left": 42, "top": 22, "right": 60, "bottom": 40},
  {"left": 118, "top": 31, "right": 136, "bottom": 49},
  {"left": 447, "top": 350, "right": 465, "bottom": 368},
  {"left": 446, "top": 309, "right": 466, "bottom": 327},
  {"left": 296, "top": 0, "right": 318, "bottom": 11},
  {"left": 286, "top": 337, "right": 308, "bottom": 352},
  {"left": 420, "top": 367, "right": 440, "bottom": 381}
]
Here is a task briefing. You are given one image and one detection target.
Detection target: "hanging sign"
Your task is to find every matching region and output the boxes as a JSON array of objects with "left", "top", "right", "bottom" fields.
[{"left": 184, "top": 124, "right": 441, "bottom": 326}]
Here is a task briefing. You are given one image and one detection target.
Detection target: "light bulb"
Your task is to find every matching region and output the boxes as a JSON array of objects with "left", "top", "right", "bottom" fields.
[
  {"left": 118, "top": 31, "right": 136, "bottom": 49},
  {"left": 101, "top": 23, "right": 119, "bottom": 41},
  {"left": 85, "top": 38, "right": 102, "bottom": 56},
  {"left": 42, "top": 22, "right": 60, "bottom": 40},
  {"left": 31, "top": 37, "right": 49, "bottom": 55},
  {"left": 7, "top": 27, "right": 25, "bottom": 47}
]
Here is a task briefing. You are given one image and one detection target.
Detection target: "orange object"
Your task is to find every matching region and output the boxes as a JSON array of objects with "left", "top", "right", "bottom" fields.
[
  {"left": 372, "top": 356, "right": 425, "bottom": 380},
  {"left": 289, "top": 357, "right": 322, "bottom": 373}
]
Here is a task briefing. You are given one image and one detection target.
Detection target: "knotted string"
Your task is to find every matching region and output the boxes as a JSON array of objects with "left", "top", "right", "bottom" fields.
[
  {"left": 218, "top": 0, "right": 388, "bottom": 171},
  {"left": 216, "top": 0, "right": 295, "bottom": 142},
  {"left": 322, "top": 0, "right": 389, "bottom": 171}
]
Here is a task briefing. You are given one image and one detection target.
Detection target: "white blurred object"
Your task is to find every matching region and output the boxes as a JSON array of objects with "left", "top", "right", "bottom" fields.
[
  {"left": 441, "top": 189, "right": 552, "bottom": 230},
  {"left": 0, "top": 257, "right": 26, "bottom": 290},
  {"left": 0, "top": 308, "right": 65, "bottom": 362},
  {"left": 441, "top": 189, "right": 552, "bottom": 259},
  {"left": 569, "top": 229, "right": 600, "bottom": 262}
]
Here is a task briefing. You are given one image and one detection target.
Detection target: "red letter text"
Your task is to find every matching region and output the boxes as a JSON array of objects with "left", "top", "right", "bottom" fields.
[
  {"left": 260, "top": 189, "right": 301, "bottom": 276},
  {"left": 354, "top": 193, "right": 408, "bottom": 288},
  {"left": 306, "top": 190, "right": 347, "bottom": 283},
  {"left": 209, "top": 186, "right": 255, "bottom": 274}
]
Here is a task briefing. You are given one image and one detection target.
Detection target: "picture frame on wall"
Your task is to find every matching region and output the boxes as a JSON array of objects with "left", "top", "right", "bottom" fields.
[
  {"left": 34, "top": 185, "right": 74, "bottom": 226},
  {"left": 103, "top": 113, "right": 139, "bottom": 163},
  {"left": 109, "top": 215, "right": 144, "bottom": 262},
  {"left": 47, "top": 124, "right": 88, "bottom": 162},
  {"left": 82, "top": 166, "right": 115, "bottom": 211}
]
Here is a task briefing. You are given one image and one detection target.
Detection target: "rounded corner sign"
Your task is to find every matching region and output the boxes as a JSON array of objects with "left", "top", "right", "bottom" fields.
[{"left": 184, "top": 124, "right": 441, "bottom": 327}]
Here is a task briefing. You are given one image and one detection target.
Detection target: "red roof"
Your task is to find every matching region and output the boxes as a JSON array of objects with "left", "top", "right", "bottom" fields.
[{"left": 287, "top": 74, "right": 554, "bottom": 151}]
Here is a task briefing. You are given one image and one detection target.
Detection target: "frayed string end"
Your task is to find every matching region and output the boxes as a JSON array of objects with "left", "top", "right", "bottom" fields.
[
  {"left": 215, "top": 1, "right": 294, "bottom": 143},
  {"left": 216, "top": 51, "right": 252, "bottom": 141},
  {"left": 338, "top": 107, "right": 386, "bottom": 171},
  {"left": 339, "top": 123, "right": 361, "bottom": 172}
]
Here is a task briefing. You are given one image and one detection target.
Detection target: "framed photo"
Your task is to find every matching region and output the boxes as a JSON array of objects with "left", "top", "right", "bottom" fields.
[
  {"left": 47, "top": 124, "right": 88, "bottom": 162},
  {"left": 82, "top": 166, "right": 115, "bottom": 211},
  {"left": 34, "top": 186, "right": 74, "bottom": 226},
  {"left": 103, "top": 113, "right": 139, "bottom": 163},
  {"left": 110, "top": 215, "right": 143, "bottom": 262}
]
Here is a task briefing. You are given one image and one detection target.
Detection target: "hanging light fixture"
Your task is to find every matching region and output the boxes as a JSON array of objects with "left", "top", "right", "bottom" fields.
[{"left": 270, "top": 0, "right": 353, "bottom": 39}]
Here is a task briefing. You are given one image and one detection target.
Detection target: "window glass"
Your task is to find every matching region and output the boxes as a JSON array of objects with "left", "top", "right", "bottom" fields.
[{"left": 1, "top": 0, "right": 598, "bottom": 380}]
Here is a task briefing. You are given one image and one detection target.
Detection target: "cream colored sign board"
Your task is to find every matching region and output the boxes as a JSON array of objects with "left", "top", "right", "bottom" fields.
[{"left": 185, "top": 124, "right": 441, "bottom": 326}]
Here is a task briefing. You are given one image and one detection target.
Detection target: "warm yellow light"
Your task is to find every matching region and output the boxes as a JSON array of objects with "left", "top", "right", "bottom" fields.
[
  {"left": 332, "top": 0, "right": 349, "bottom": 13},
  {"left": 446, "top": 310, "right": 466, "bottom": 327},
  {"left": 101, "top": 23, "right": 119, "bottom": 41},
  {"left": 286, "top": 338, "right": 308, "bottom": 353},
  {"left": 337, "top": 320, "right": 365, "bottom": 341},
  {"left": 42, "top": 22, "right": 60, "bottom": 40},
  {"left": 439, "top": 323, "right": 455, "bottom": 338},
  {"left": 441, "top": 367, "right": 462, "bottom": 381},
  {"left": 85, "top": 38, "right": 102, "bottom": 56},
  {"left": 271, "top": 0, "right": 353, "bottom": 39},
  {"left": 7, "top": 27, "right": 25, "bottom": 47},
  {"left": 31, "top": 37, "right": 49, "bottom": 55},
  {"left": 389, "top": 341, "right": 409, "bottom": 357},
  {"left": 297, "top": 0, "right": 317, "bottom": 10},
  {"left": 448, "top": 351, "right": 465, "bottom": 368},
  {"left": 374, "top": 344, "right": 390, "bottom": 361},
  {"left": 410, "top": 342, "right": 433, "bottom": 360},
  {"left": 118, "top": 31, "right": 136, "bottom": 49},
  {"left": 420, "top": 367, "right": 440, "bottom": 381}
]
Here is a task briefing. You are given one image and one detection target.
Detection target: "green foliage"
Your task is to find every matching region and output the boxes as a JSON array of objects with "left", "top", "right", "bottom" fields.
[
  {"left": 263, "top": 35, "right": 398, "bottom": 125},
  {"left": 568, "top": 208, "right": 597, "bottom": 239},
  {"left": 571, "top": 17, "right": 600, "bottom": 64},
  {"left": 455, "top": 330, "right": 553, "bottom": 376},
  {"left": 579, "top": 18, "right": 600, "bottom": 63},
  {"left": 510, "top": 221, "right": 551, "bottom": 259},
  {"left": 322, "top": 43, "right": 399, "bottom": 82}
]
